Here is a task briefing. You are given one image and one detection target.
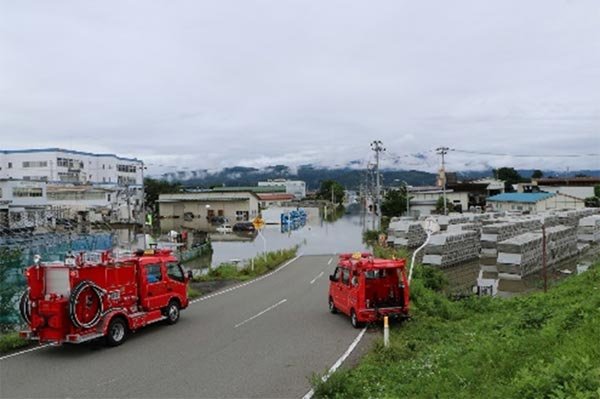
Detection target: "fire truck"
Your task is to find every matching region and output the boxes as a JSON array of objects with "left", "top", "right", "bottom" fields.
[
  {"left": 19, "top": 249, "right": 191, "bottom": 346},
  {"left": 328, "top": 252, "right": 409, "bottom": 328}
]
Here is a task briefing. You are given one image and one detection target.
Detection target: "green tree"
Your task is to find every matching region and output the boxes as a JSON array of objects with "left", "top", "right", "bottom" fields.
[
  {"left": 381, "top": 189, "right": 409, "bottom": 218},
  {"left": 318, "top": 180, "right": 345, "bottom": 204},
  {"left": 494, "top": 167, "right": 522, "bottom": 184},
  {"left": 0, "top": 248, "right": 24, "bottom": 331},
  {"left": 435, "top": 197, "right": 455, "bottom": 214},
  {"left": 594, "top": 185, "right": 600, "bottom": 198},
  {"left": 144, "top": 178, "right": 182, "bottom": 217},
  {"left": 531, "top": 170, "right": 543, "bottom": 179}
]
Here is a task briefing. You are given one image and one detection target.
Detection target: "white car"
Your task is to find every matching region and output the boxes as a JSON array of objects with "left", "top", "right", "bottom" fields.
[{"left": 216, "top": 224, "right": 232, "bottom": 233}]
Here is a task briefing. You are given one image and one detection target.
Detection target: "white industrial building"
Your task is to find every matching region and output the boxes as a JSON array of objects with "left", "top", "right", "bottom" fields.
[
  {"left": 258, "top": 179, "right": 306, "bottom": 199},
  {"left": 0, "top": 179, "right": 48, "bottom": 231},
  {"left": 486, "top": 192, "right": 584, "bottom": 213},
  {"left": 408, "top": 186, "right": 469, "bottom": 216},
  {"left": 0, "top": 148, "right": 143, "bottom": 186}
]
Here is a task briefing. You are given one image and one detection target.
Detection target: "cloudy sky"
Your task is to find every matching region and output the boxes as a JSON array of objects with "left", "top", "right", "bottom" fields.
[{"left": 1, "top": 0, "right": 599, "bottom": 174}]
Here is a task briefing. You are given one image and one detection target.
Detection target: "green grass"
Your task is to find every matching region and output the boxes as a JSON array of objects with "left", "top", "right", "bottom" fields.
[
  {"left": 193, "top": 246, "right": 298, "bottom": 282},
  {"left": 313, "top": 257, "right": 600, "bottom": 399},
  {"left": 0, "top": 332, "right": 29, "bottom": 354},
  {"left": 187, "top": 286, "right": 202, "bottom": 300}
]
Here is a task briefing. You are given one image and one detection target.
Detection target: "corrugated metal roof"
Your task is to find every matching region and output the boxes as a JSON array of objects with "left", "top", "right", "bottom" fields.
[{"left": 487, "top": 192, "right": 555, "bottom": 203}]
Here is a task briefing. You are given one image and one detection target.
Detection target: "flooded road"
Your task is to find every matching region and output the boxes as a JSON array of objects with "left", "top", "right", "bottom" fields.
[{"left": 187, "top": 206, "right": 370, "bottom": 268}]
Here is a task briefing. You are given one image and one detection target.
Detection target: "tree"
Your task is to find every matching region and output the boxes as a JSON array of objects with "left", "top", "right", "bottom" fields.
[
  {"left": 531, "top": 170, "right": 544, "bottom": 179},
  {"left": 494, "top": 167, "right": 522, "bottom": 184},
  {"left": 317, "top": 180, "right": 345, "bottom": 204},
  {"left": 381, "top": 189, "right": 409, "bottom": 218},
  {"left": 435, "top": 197, "right": 455, "bottom": 214},
  {"left": 144, "top": 178, "right": 182, "bottom": 217}
]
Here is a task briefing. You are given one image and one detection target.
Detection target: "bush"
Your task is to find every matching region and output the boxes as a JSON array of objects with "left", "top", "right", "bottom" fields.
[{"left": 0, "top": 332, "right": 28, "bottom": 354}]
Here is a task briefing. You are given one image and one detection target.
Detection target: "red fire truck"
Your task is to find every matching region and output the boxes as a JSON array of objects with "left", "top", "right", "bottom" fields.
[
  {"left": 19, "top": 249, "right": 191, "bottom": 346},
  {"left": 328, "top": 252, "right": 409, "bottom": 328}
]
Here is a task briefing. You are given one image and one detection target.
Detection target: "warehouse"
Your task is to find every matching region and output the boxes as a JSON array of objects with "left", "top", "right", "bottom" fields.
[{"left": 486, "top": 192, "right": 584, "bottom": 213}]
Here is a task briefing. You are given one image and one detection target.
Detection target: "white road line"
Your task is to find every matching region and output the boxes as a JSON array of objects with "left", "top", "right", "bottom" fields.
[
  {"left": 302, "top": 327, "right": 367, "bottom": 399},
  {"left": 310, "top": 271, "right": 324, "bottom": 285},
  {"left": 327, "top": 258, "right": 333, "bottom": 265},
  {"left": 234, "top": 299, "right": 287, "bottom": 328},
  {"left": 0, "top": 344, "right": 50, "bottom": 361},
  {"left": 189, "top": 255, "right": 301, "bottom": 305},
  {"left": 1, "top": 256, "right": 303, "bottom": 362}
]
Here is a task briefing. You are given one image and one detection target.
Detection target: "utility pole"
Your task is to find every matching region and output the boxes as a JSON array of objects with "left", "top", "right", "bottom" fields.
[
  {"left": 371, "top": 140, "right": 385, "bottom": 230},
  {"left": 436, "top": 146, "right": 450, "bottom": 216}
]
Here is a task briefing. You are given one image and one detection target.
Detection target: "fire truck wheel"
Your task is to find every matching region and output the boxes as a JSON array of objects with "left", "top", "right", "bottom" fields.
[
  {"left": 105, "top": 317, "right": 128, "bottom": 347},
  {"left": 328, "top": 297, "right": 337, "bottom": 314},
  {"left": 165, "top": 300, "right": 180, "bottom": 325},
  {"left": 350, "top": 309, "right": 363, "bottom": 329}
]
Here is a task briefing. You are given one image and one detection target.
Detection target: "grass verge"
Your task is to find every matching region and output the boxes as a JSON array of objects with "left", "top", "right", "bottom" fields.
[
  {"left": 0, "top": 332, "right": 29, "bottom": 354},
  {"left": 313, "top": 253, "right": 600, "bottom": 398},
  {"left": 193, "top": 246, "right": 298, "bottom": 283}
]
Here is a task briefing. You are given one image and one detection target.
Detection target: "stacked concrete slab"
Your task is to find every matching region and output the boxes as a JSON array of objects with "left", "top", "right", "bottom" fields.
[
  {"left": 387, "top": 220, "right": 427, "bottom": 249},
  {"left": 422, "top": 230, "right": 480, "bottom": 268},
  {"left": 496, "top": 225, "right": 578, "bottom": 277},
  {"left": 554, "top": 208, "right": 600, "bottom": 227},
  {"left": 578, "top": 215, "right": 600, "bottom": 243},
  {"left": 480, "top": 219, "right": 544, "bottom": 268}
]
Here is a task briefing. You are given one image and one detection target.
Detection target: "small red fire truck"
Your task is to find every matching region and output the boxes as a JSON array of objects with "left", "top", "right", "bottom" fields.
[
  {"left": 19, "top": 249, "right": 191, "bottom": 346},
  {"left": 328, "top": 252, "right": 409, "bottom": 328}
]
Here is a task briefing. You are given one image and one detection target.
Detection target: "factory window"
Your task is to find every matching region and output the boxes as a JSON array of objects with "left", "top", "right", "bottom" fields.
[
  {"left": 13, "top": 187, "right": 44, "bottom": 197},
  {"left": 8, "top": 162, "right": 12, "bottom": 169},
  {"left": 236, "top": 211, "right": 249, "bottom": 221},
  {"left": 22, "top": 161, "right": 48, "bottom": 168},
  {"left": 117, "top": 164, "right": 137, "bottom": 173},
  {"left": 0, "top": 188, "right": 2, "bottom": 198}
]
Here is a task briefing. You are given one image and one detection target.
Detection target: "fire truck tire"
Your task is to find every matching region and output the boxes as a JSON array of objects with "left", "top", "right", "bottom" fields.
[
  {"left": 19, "top": 289, "right": 31, "bottom": 324},
  {"left": 165, "top": 300, "right": 180, "bottom": 325},
  {"left": 328, "top": 296, "right": 337, "bottom": 314},
  {"left": 105, "top": 317, "right": 128, "bottom": 347},
  {"left": 350, "top": 309, "right": 363, "bottom": 329}
]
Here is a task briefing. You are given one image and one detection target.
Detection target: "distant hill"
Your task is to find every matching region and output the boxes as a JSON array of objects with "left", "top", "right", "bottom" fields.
[{"left": 156, "top": 165, "right": 600, "bottom": 190}]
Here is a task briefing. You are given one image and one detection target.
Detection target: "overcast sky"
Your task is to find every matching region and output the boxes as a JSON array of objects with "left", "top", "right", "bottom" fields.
[{"left": 1, "top": 0, "right": 599, "bottom": 174}]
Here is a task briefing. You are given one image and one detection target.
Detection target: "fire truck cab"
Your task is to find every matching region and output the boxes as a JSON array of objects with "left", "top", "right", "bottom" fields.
[
  {"left": 328, "top": 252, "right": 409, "bottom": 328},
  {"left": 19, "top": 249, "right": 191, "bottom": 347}
]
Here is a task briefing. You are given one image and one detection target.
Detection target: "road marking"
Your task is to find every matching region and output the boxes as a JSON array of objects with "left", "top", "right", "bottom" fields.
[
  {"left": 327, "top": 258, "right": 333, "bottom": 265},
  {"left": 302, "top": 327, "right": 367, "bottom": 399},
  {"left": 0, "top": 344, "right": 50, "bottom": 362},
  {"left": 310, "top": 271, "right": 324, "bottom": 284},
  {"left": 189, "top": 255, "right": 300, "bottom": 305},
  {"left": 234, "top": 299, "right": 287, "bottom": 328}
]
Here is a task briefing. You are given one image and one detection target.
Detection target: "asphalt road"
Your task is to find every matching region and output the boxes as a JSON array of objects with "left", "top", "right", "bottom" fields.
[{"left": 0, "top": 255, "right": 372, "bottom": 398}]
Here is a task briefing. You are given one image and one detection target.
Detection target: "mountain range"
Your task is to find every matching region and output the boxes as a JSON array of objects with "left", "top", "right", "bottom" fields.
[{"left": 155, "top": 164, "right": 600, "bottom": 191}]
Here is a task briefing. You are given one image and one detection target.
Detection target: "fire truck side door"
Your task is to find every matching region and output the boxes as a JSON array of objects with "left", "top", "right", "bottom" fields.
[
  {"left": 140, "top": 262, "right": 169, "bottom": 310},
  {"left": 332, "top": 267, "right": 351, "bottom": 313},
  {"left": 166, "top": 262, "right": 187, "bottom": 299}
]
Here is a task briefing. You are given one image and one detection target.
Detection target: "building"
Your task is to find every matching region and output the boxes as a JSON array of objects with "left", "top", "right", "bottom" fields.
[
  {"left": 408, "top": 186, "right": 469, "bottom": 217},
  {"left": 158, "top": 191, "right": 260, "bottom": 232},
  {"left": 256, "top": 193, "right": 295, "bottom": 209},
  {"left": 486, "top": 192, "right": 585, "bottom": 213},
  {"left": 0, "top": 148, "right": 143, "bottom": 186},
  {"left": 258, "top": 179, "right": 306, "bottom": 199},
  {"left": 0, "top": 179, "right": 48, "bottom": 232},
  {"left": 529, "top": 177, "right": 600, "bottom": 200}
]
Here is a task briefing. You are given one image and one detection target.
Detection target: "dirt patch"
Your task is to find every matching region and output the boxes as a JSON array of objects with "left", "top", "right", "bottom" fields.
[{"left": 190, "top": 279, "right": 238, "bottom": 296}]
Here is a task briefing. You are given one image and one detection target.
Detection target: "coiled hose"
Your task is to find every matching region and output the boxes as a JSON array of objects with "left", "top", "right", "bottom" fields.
[
  {"left": 19, "top": 288, "right": 31, "bottom": 325},
  {"left": 69, "top": 280, "right": 105, "bottom": 329}
]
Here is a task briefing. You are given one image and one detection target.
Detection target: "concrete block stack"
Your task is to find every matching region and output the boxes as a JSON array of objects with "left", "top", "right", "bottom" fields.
[
  {"left": 496, "top": 225, "right": 577, "bottom": 277},
  {"left": 578, "top": 215, "right": 600, "bottom": 243},
  {"left": 387, "top": 221, "right": 427, "bottom": 248},
  {"left": 554, "top": 208, "right": 600, "bottom": 227},
  {"left": 422, "top": 230, "right": 480, "bottom": 268},
  {"left": 479, "top": 219, "right": 544, "bottom": 269}
]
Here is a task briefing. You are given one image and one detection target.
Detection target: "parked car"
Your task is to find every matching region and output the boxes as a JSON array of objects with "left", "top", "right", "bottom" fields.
[
  {"left": 216, "top": 224, "right": 233, "bottom": 233},
  {"left": 232, "top": 222, "right": 256, "bottom": 232}
]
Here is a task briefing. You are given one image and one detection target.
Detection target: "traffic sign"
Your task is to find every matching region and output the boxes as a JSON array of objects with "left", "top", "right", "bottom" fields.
[{"left": 252, "top": 217, "right": 265, "bottom": 230}]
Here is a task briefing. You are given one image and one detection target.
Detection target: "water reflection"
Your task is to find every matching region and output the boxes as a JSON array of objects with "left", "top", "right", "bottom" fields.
[{"left": 186, "top": 206, "right": 371, "bottom": 269}]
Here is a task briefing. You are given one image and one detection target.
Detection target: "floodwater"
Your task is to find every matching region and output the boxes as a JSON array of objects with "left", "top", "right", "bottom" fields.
[{"left": 186, "top": 206, "right": 371, "bottom": 269}]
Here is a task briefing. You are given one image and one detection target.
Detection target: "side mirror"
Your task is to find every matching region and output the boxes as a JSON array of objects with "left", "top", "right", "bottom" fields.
[
  {"left": 329, "top": 275, "right": 337, "bottom": 282},
  {"left": 187, "top": 270, "right": 193, "bottom": 280}
]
